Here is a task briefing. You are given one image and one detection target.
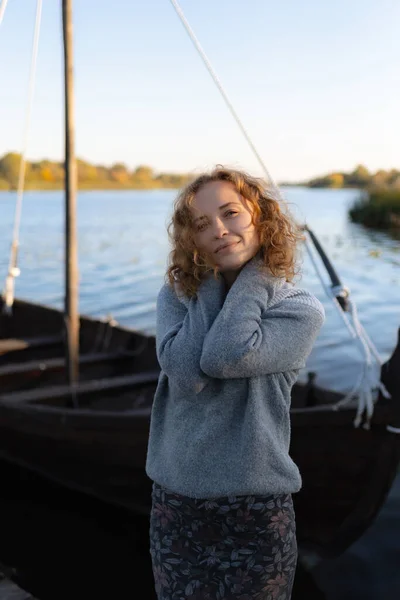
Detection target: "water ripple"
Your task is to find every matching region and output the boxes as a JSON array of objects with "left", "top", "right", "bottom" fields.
[{"left": 0, "top": 188, "right": 398, "bottom": 394}]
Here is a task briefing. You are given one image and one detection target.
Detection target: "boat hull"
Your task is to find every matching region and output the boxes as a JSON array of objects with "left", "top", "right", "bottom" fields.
[{"left": 1, "top": 297, "right": 399, "bottom": 559}]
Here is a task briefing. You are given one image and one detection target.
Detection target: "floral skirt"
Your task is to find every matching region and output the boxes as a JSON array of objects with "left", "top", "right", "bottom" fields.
[{"left": 149, "top": 482, "right": 297, "bottom": 600}]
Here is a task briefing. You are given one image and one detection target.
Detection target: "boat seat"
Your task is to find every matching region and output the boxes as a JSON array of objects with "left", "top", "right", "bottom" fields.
[
  {"left": 0, "top": 370, "right": 160, "bottom": 405},
  {"left": 0, "top": 335, "right": 63, "bottom": 356},
  {"left": 0, "top": 350, "right": 132, "bottom": 377}
]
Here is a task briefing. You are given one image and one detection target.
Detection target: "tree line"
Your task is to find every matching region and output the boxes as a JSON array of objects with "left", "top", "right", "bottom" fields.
[
  {"left": 302, "top": 164, "right": 400, "bottom": 190},
  {"left": 0, "top": 152, "right": 192, "bottom": 191},
  {"left": 283, "top": 163, "right": 400, "bottom": 235}
]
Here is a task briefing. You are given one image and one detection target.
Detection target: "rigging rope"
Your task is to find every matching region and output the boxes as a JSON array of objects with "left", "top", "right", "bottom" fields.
[
  {"left": 168, "top": 0, "right": 277, "bottom": 190},
  {"left": 304, "top": 235, "right": 391, "bottom": 427},
  {"left": 0, "top": 0, "right": 9, "bottom": 27},
  {"left": 2, "top": 0, "right": 43, "bottom": 314},
  {"left": 168, "top": 0, "right": 390, "bottom": 428}
]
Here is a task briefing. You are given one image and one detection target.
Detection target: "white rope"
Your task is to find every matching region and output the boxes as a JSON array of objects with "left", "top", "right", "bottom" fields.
[
  {"left": 303, "top": 232, "right": 391, "bottom": 427},
  {"left": 306, "top": 236, "right": 387, "bottom": 377},
  {"left": 0, "top": 0, "right": 9, "bottom": 27},
  {"left": 168, "top": 0, "right": 277, "bottom": 190},
  {"left": 2, "top": 0, "right": 43, "bottom": 313},
  {"left": 304, "top": 238, "right": 356, "bottom": 339}
]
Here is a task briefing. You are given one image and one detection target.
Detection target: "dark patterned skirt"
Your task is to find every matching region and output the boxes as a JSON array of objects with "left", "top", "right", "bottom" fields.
[{"left": 149, "top": 482, "right": 297, "bottom": 600}]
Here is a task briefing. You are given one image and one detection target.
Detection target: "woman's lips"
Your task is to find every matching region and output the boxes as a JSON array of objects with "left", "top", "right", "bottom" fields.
[{"left": 215, "top": 241, "right": 240, "bottom": 254}]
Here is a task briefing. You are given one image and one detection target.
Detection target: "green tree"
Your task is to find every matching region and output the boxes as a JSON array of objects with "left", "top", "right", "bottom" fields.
[
  {"left": 35, "top": 159, "right": 63, "bottom": 183},
  {"left": 133, "top": 165, "right": 154, "bottom": 183},
  {"left": 95, "top": 165, "right": 111, "bottom": 181},
  {"left": 391, "top": 175, "right": 400, "bottom": 190},
  {"left": 77, "top": 159, "right": 98, "bottom": 182},
  {"left": 327, "top": 173, "right": 344, "bottom": 188},
  {"left": 0, "top": 152, "right": 191, "bottom": 190},
  {"left": 110, "top": 163, "right": 129, "bottom": 184},
  {"left": 0, "top": 152, "right": 25, "bottom": 188},
  {"left": 349, "top": 164, "right": 370, "bottom": 186},
  {"left": 370, "top": 169, "right": 389, "bottom": 188},
  {"left": 386, "top": 169, "right": 400, "bottom": 186}
]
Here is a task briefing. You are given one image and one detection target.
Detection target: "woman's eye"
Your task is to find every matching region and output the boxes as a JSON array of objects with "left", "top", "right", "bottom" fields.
[{"left": 196, "top": 212, "right": 237, "bottom": 232}]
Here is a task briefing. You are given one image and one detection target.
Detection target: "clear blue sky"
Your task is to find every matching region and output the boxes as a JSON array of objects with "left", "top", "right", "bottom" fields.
[{"left": 1, "top": 0, "right": 399, "bottom": 182}]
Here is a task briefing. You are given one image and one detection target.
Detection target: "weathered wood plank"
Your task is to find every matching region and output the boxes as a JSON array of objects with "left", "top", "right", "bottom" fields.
[
  {"left": 0, "top": 350, "right": 131, "bottom": 377},
  {"left": 0, "top": 335, "right": 62, "bottom": 356},
  {"left": 0, "top": 370, "right": 160, "bottom": 404}
]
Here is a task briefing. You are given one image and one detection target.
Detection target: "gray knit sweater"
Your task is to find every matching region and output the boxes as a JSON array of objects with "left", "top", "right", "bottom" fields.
[{"left": 145, "top": 254, "right": 325, "bottom": 499}]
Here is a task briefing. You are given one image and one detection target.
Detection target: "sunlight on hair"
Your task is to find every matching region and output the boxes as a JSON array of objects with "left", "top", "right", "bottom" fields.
[{"left": 166, "top": 166, "right": 305, "bottom": 297}]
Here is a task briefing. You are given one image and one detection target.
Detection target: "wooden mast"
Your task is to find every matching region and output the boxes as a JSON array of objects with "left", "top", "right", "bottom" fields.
[{"left": 62, "top": 0, "right": 79, "bottom": 395}]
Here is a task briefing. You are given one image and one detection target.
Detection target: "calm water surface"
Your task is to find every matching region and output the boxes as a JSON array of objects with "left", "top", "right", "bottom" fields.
[{"left": 1, "top": 187, "right": 398, "bottom": 394}]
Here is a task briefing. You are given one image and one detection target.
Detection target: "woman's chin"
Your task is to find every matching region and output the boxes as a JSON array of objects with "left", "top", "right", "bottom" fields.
[{"left": 217, "top": 255, "right": 246, "bottom": 272}]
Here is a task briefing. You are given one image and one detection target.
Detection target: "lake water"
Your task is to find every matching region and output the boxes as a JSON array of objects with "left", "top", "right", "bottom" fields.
[
  {"left": 0, "top": 187, "right": 399, "bottom": 598},
  {"left": 0, "top": 187, "right": 399, "bottom": 394}
]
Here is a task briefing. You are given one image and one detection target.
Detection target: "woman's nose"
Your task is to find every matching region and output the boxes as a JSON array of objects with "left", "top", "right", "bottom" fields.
[{"left": 213, "top": 218, "right": 228, "bottom": 238}]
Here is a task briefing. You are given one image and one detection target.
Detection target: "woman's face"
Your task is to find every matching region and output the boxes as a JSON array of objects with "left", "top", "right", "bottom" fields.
[{"left": 191, "top": 180, "right": 260, "bottom": 275}]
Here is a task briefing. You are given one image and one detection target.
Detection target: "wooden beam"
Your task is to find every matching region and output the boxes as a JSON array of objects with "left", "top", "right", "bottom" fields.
[
  {"left": 0, "top": 335, "right": 62, "bottom": 356},
  {"left": 0, "top": 350, "right": 132, "bottom": 377},
  {"left": 0, "top": 371, "right": 160, "bottom": 405},
  {"left": 62, "top": 0, "right": 79, "bottom": 394},
  {"left": 0, "top": 338, "right": 28, "bottom": 355}
]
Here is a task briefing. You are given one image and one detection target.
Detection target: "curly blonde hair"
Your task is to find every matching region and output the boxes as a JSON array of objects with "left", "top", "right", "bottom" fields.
[{"left": 166, "top": 166, "right": 303, "bottom": 297}]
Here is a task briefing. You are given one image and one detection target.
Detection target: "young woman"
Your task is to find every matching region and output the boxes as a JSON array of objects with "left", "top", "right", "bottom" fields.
[{"left": 145, "top": 167, "right": 325, "bottom": 600}]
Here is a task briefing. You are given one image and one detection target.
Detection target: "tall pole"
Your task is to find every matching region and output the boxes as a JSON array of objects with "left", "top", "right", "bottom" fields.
[{"left": 62, "top": 0, "right": 79, "bottom": 393}]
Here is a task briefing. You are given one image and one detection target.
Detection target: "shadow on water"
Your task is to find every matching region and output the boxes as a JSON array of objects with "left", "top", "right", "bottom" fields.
[{"left": 0, "top": 460, "right": 325, "bottom": 600}]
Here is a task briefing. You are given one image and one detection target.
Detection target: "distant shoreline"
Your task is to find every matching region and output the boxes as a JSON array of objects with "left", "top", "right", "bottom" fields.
[
  {"left": 0, "top": 152, "right": 192, "bottom": 192},
  {"left": 0, "top": 183, "right": 184, "bottom": 192},
  {"left": 0, "top": 183, "right": 370, "bottom": 192},
  {"left": 2, "top": 153, "right": 399, "bottom": 192}
]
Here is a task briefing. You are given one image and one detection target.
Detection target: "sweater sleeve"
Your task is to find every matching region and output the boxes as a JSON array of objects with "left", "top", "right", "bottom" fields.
[
  {"left": 200, "top": 265, "right": 325, "bottom": 379},
  {"left": 156, "top": 275, "right": 224, "bottom": 392}
]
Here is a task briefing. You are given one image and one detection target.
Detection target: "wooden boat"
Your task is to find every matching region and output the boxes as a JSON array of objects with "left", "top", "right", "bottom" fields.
[
  {"left": 1, "top": 0, "right": 399, "bottom": 575},
  {"left": 1, "top": 291, "right": 399, "bottom": 561}
]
